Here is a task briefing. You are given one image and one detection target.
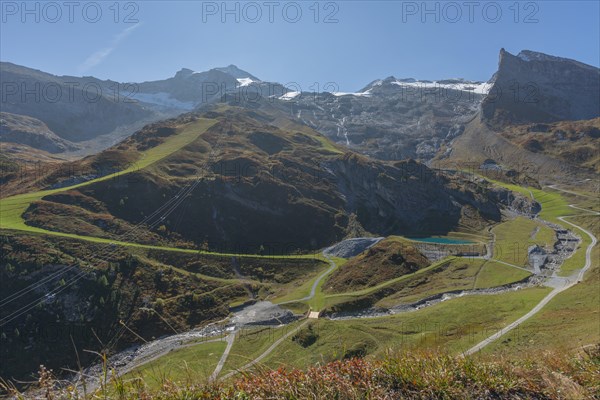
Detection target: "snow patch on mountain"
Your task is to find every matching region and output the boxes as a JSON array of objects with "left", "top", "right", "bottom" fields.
[
  {"left": 517, "top": 50, "right": 566, "bottom": 63},
  {"left": 237, "top": 78, "right": 256, "bottom": 87},
  {"left": 391, "top": 79, "right": 492, "bottom": 95},
  {"left": 517, "top": 53, "right": 532, "bottom": 62},
  {"left": 332, "top": 89, "right": 372, "bottom": 97},
  {"left": 279, "top": 91, "right": 301, "bottom": 100}
]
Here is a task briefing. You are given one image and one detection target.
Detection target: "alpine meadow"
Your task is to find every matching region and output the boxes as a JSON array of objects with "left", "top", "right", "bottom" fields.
[{"left": 0, "top": 2, "right": 599, "bottom": 399}]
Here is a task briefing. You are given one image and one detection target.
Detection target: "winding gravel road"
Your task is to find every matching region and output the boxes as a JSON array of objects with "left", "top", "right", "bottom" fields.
[
  {"left": 212, "top": 237, "right": 384, "bottom": 379},
  {"left": 276, "top": 256, "right": 336, "bottom": 306},
  {"left": 464, "top": 204, "right": 598, "bottom": 355},
  {"left": 278, "top": 237, "right": 383, "bottom": 305},
  {"left": 210, "top": 332, "right": 236, "bottom": 381},
  {"left": 76, "top": 237, "right": 384, "bottom": 388},
  {"left": 220, "top": 320, "right": 310, "bottom": 380},
  {"left": 76, "top": 208, "right": 596, "bottom": 386}
]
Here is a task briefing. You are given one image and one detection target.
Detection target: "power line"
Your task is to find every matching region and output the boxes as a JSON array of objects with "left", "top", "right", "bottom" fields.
[{"left": 0, "top": 125, "right": 224, "bottom": 327}]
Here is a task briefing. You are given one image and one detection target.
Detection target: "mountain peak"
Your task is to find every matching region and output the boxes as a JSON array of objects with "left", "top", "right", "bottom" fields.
[
  {"left": 482, "top": 48, "right": 600, "bottom": 125},
  {"left": 499, "top": 49, "right": 598, "bottom": 71},
  {"left": 174, "top": 68, "right": 195, "bottom": 79},
  {"left": 213, "top": 64, "right": 259, "bottom": 81}
]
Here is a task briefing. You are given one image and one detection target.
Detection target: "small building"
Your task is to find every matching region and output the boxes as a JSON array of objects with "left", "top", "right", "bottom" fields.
[{"left": 528, "top": 245, "right": 548, "bottom": 274}]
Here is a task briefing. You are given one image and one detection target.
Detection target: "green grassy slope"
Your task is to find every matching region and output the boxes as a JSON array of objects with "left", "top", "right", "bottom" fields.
[
  {"left": 125, "top": 340, "right": 227, "bottom": 389},
  {"left": 486, "top": 217, "right": 600, "bottom": 354},
  {"left": 492, "top": 217, "right": 556, "bottom": 267},
  {"left": 474, "top": 260, "right": 531, "bottom": 288},
  {"left": 0, "top": 119, "right": 217, "bottom": 231},
  {"left": 259, "top": 287, "right": 552, "bottom": 370}
]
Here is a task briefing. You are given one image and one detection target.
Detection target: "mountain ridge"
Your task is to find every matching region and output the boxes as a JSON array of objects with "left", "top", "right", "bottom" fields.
[{"left": 2, "top": 48, "right": 598, "bottom": 184}]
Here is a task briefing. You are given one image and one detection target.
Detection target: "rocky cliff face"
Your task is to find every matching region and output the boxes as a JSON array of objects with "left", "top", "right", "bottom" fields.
[
  {"left": 328, "top": 155, "right": 505, "bottom": 235},
  {"left": 263, "top": 76, "right": 486, "bottom": 161},
  {"left": 33, "top": 107, "right": 537, "bottom": 252},
  {"left": 0, "top": 112, "right": 78, "bottom": 153},
  {"left": 481, "top": 49, "right": 600, "bottom": 126}
]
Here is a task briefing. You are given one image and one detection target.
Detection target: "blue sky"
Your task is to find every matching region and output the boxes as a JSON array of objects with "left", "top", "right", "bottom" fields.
[{"left": 1, "top": 1, "right": 598, "bottom": 91}]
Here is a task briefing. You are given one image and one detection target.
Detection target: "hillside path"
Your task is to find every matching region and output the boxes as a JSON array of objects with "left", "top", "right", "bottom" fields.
[{"left": 465, "top": 204, "right": 598, "bottom": 355}]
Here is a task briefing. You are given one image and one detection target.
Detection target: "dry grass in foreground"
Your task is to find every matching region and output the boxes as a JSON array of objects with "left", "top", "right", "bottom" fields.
[{"left": 3, "top": 346, "right": 599, "bottom": 399}]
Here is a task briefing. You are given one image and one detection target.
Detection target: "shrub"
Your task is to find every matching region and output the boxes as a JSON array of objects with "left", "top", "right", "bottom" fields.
[{"left": 292, "top": 324, "right": 318, "bottom": 348}]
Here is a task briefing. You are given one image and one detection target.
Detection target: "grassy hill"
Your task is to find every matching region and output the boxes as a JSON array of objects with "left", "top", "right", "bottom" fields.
[{"left": 323, "top": 238, "right": 429, "bottom": 294}]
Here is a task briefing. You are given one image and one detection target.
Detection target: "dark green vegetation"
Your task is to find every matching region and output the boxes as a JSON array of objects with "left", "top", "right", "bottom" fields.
[{"left": 0, "top": 231, "right": 324, "bottom": 382}]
